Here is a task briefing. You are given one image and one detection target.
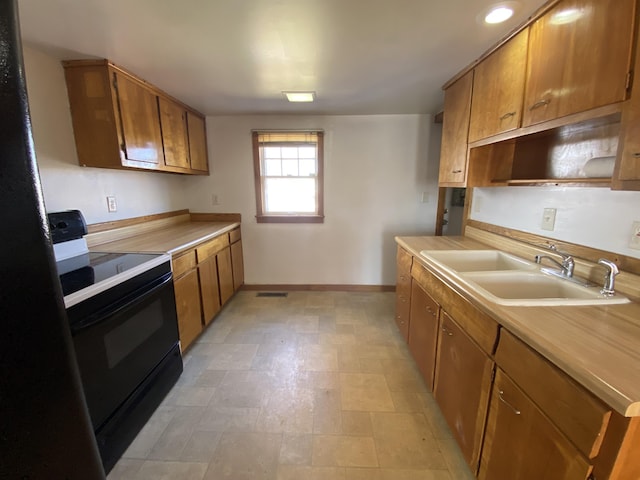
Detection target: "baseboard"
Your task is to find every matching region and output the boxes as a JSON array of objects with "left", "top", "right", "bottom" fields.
[{"left": 241, "top": 284, "right": 395, "bottom": 293}]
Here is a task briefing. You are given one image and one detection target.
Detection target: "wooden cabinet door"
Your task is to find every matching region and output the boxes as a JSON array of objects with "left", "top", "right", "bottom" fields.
[
  {"left": 198, "top": 256, "right": 221, "bottom": 326},
  {"left": 478, "top": 369, "right": 591, "bottom": 480},
  {"left": 159, "top": 97, "right": 190, "bottom": 169},
  {"left": 439, "top": 71, "right": 473, "bottom": 186},
  {"left": 187, "top": 112, "right": 209, "bottom": 172},
  {"left": 469, "top": 29, "right": 528, "bottom": 142},
  {"left": 408, "top": 281, "right": 439, "bottom": 390},
  {"left": 614, "top": 25, "right": 640, "bottom": 190},
  {"left": 113, "top": 72, "right": 164, "bottom": 166},
  {"left": 522, "top": 0, "right": 635, "bottom": 127},
  {"left": 217, "top": 246, "right": 234, "bottom": 306},
  {"left": 173, "top": 269, "right": 203, "bottom": 350},
  {"left": 395, "top": 247, "right": 412, "bottom": 342},
  {"left": 231, "top": 240, "right": 244, "bottom": 292},
  {"left": 434, "top": 312, "right": 494, "bottom": 472}
]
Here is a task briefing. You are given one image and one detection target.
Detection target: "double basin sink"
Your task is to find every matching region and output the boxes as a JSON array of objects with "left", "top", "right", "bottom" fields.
[{"left": 419, "top": 249, "right": 630, "bottom": 307}]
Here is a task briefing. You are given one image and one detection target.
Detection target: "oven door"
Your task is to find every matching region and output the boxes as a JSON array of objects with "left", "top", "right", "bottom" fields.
[{"left": 67, "top": 264, "right": 180, "bottom": 431}]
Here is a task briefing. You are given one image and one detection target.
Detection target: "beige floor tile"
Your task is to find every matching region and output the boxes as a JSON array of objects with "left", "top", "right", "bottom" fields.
[
  {"left": 207, "top": 344, "right": 259, "bottom": 370},
  {"left": 313, "top": 389, "right": 342, "bottom": 434},
  {"left": 255, "top": 388, "right": 314, "bottom": 433},
  {"left": 205, "top": 432, "right": 281, "bottom": 480},
  {"left": 279, "top": 433, "right": 313, "bottom": 465},
  {"left": 147, "top": 406, "right": 204, "bottom": 460},
  {"left": 341, "top": 411, "right": 373, "bottom": 436},
  {"left": 180, "top": 431, "right": 222, "bottom": 463},
  {"left": 298, "top": 344, "right": 339, "bottom": 372},
  {"left": 344, "top": 467, "right": 452, "bottom": 480},
  {"left": 135, "top": 460, "right": 208, "bottom": 480},
  {"left": 109, "top": 292, "right": 472, "bottom": 479},
  {"left": 339, "top": 373, "right": 395, "bottom": 412},
  {"left": 312, "top": 435, "right": 378, "bottom": 467},
  {"left": 106, "top": 458, "right": 143, "bottom": 479},
  {"left": 437, "top": 436, "right": 475, "bottom": 480},
  {"left": 277, "top": 465, "right": 346, "bottom": 480},
  {"left": 371, "top": 412, "right": 447, "bottom": 469}
]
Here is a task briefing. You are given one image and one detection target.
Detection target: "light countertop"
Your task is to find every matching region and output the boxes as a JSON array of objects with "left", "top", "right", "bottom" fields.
[
  {"left": 396, "top": 235, "right": 640, "bottom": 417},
  {"left": 92, "top": 221, "right": 240, "bottom": 256}
]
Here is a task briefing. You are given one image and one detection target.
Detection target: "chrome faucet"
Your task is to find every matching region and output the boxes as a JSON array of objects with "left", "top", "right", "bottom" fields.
[
  {"left": 535, "top": 245, "right": 575, "bottom": 278},
  {"left": 597, "top": 259, "right": 620, "bottom": 296}
]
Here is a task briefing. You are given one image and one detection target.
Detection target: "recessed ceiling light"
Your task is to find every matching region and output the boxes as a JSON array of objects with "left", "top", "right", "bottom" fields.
[
  {"left": 485, "top": 6, "right": 514, "bottom": 24},
  {"left": 283, "top": 92, "right": 315, "bottom": 103}
]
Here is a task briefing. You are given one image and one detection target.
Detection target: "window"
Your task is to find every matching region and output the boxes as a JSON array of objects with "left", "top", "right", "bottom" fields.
[{"left": 252, "top": 131, "right": 324, "bottom": 223}]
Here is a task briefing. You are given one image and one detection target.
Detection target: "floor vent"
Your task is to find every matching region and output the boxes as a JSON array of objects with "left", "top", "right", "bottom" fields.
[{"left": 256, "top": 292, "right": 288, "bottom": 298}]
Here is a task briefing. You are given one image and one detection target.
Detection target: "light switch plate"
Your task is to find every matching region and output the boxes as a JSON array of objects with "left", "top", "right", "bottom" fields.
[
  {"left": 541, "top": 208, "right": 556, "bottom": 231},
  {"left": 630, "top": 221, "right": 640, "bottom": 250}
]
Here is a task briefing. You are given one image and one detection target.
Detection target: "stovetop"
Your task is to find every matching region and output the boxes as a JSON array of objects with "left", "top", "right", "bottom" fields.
[{"left": 56, "top": 251, "right": 171, "bottom": 309}]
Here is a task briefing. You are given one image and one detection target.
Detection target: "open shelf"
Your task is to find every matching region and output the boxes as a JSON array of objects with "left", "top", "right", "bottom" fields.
[{"left": 491, "top": 178, "right": 611, "bottom": 187}]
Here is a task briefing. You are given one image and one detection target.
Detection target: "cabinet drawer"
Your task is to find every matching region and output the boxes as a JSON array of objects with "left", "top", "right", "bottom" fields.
[
  {"left": 396, "top": 247, "right": 412, "bottom": 285},
  {"left": 229, "top": 227, "right": 241, "bottom": 244},
  {"left": 496, "top": 329, "right": 611, "bottom": 459},
  {"left": 172, "top": 250, "right": 196, "bottom": 277},
  {"left": 196, "top": 234, "right": 230, "bottom": 262},
  {"left": 412, "top": 261, "right": 498, "bottom": 355}
]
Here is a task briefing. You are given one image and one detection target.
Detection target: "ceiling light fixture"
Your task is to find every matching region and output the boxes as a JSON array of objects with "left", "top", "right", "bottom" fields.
[
  {"left": 484, "top": 5, "right": 514, "bottom": 24},
  {"left": 283, "top": 91, "right": 315, "bottom": 103}
]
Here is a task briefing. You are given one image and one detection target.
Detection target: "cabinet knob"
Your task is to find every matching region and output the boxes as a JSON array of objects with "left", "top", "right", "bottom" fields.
[
  {"left": 529, "top": 99, "right": 550, "bottom": 110},
  {"left": 499, "top": 111, "right": 516, "bottom": 121},
  {"left": 498, "top": 390, "right": 521, "bottom": 415},
  {"left": 451, "top": 169, "right": 462, "bottom": 174},
  {"left": 399, "top": 275, "right": 406, "bottom": 281}
]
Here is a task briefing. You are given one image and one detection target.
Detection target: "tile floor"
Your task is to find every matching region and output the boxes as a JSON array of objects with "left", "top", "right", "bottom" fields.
[{"left": 108, "top": 291, "right": 475, "bottom": 480}]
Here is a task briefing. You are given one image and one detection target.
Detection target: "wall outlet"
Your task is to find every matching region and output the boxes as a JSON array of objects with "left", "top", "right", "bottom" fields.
[
  {"left": 106, "top": 196, "right": 117, "bottom": 213},
  {"left": 211, "top": 194, "right": 220, "bottom": 206},
  {"left": 421, "top": 192, "right": 429, "bottom": 203},
  {"left": 541, "top": 208, "right": 556, "bottom": 231},
  {"left": 630, "top": 221, "right": 640, "bottom": 250}
]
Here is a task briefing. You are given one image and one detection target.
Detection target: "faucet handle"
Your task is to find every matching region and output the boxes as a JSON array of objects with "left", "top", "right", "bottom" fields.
[{"left": 598, "top": 259, "right": 619, "bottom": 296}]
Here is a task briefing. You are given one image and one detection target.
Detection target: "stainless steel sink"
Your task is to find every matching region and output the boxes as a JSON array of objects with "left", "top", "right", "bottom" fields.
[{"left": 420, "top": 249, "right": 537, "bottom": 272}]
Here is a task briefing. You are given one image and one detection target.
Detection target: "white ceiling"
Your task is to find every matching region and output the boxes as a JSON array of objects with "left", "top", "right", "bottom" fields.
[{"left": 17, "top": 0, "right": 546, "bottom": 116}]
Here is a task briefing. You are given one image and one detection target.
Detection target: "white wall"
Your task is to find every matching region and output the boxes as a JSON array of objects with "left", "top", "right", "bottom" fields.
[
  {"left": 185, "top": 115, "right": 440, "bottom": 285},
  {"left": 471, "top": 186, "right": 640, "bottom": 259},
  {"left": 22, "top": 46, "right": 189, "bottom": 225}
]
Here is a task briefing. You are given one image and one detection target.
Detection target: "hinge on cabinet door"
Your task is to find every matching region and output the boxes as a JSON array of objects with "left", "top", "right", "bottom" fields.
[
  {"left": 491, "top": 367, "right": 496, "bottom": 382},
  {"left": 626, "top": 70, "right": 634, "bottom": 92},
  {"left": 112, "top": 74, "right": 118, "bottom": 91},
  {"left": 120, "top": 142, "right": 126, "bottom": 153}
]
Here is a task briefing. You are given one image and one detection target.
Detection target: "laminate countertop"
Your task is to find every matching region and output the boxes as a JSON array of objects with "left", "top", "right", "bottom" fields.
[
  {"left": 396, "top": 235, "right": 640, "bottom": 417},
  {"left": 91, "top": 221, "right": 240, "bottom": 256}
]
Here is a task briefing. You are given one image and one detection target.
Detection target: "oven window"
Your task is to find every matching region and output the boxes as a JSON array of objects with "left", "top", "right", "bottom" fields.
[{"left": 103, "top": 299, "right": 164, "bottom": 369}]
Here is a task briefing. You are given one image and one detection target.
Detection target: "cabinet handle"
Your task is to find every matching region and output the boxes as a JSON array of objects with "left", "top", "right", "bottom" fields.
[
  {"left": 633, "top": 153, "right": 640, "bottom": 158},
  {"left": 441, "top": 326, "right": 453, "bottom": 336},
  {"left": 499, "top": 111, "right": 516, "bottom": 121},
  {"left": 399, "top": 275, "right": 406, "bottom": 281},
  {"left": 426, "top": 306, "right": 437, "bottom": 317},
  {"left": 498, "top": 390, "right": 521, "bottom": 415},
  {"left": 529, "top": 99, "right": 550, "bottom": 110},
  {"left": 452, "top": 169, "right": 462, "bottom": 174}
]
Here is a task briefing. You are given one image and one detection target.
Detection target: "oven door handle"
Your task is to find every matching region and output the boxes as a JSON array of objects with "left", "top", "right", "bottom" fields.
[{"left": 71, "top": 272, "right": 173, "bottom": 334}]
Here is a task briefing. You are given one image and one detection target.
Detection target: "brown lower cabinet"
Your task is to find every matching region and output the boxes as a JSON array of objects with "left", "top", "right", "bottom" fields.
[
  {"left": 395, "top": 247, "right": 412, "bottom": 341},
  {"left": 173, "top": 227, "right": 243, "bottom": 350},
  {"left": 173, "top": 269, "right": 203, "bottom": 350},
  {"left": 434, "top": 312, "right": 494, "bottom": 472},
  {"left": 479, "top": 369, "right": 591, "bottom": 480},
  {"left": 408, "top": 281, "right": 440, "bottom": 389},
  {"left": 230, "top": 237, "right": 244, "bottom": 291},
  {"left": 396, "top": 249, "right": 640, "bottom": 480}
]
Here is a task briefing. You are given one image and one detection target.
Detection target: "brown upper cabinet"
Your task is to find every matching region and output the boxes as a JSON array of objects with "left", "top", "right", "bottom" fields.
[
  {"left": 438, "top": 0, "right": 640, "bottom": 191},
  {"left": 439, "top": 71, "right": 473, "bottom": 187},
  {"left": 523, "top": 0, "right": 635, "bottom": 128},
  {"left": 63, "top": 59, "right": 209, "bottom": 175},
  {"left": 468, "top": 29, "right": 529, "bottom": 143}
]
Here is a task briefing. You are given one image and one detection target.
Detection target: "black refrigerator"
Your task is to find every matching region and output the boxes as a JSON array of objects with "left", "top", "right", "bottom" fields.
[{"left": 0, "top": 0, "right": 105, "bottom": 478}]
